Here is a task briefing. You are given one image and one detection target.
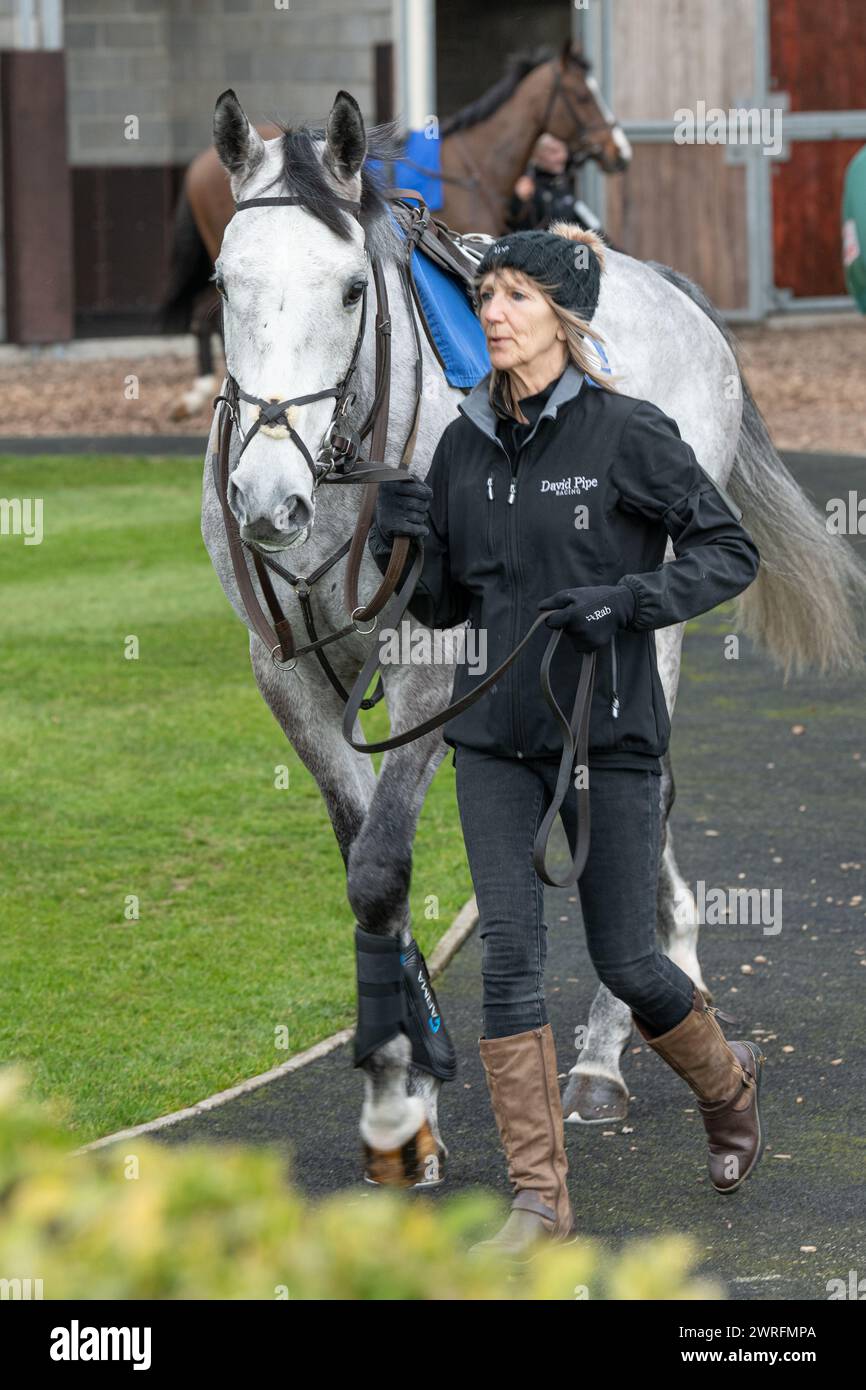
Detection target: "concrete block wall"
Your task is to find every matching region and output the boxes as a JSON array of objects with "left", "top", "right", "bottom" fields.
[{"left": 65, "top": 0, "right": 394, "bottom": 167}]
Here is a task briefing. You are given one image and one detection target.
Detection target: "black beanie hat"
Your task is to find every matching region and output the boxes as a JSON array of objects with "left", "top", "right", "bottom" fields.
[{"left": 475, "top": 226, "right": 603, "bottom": 322}]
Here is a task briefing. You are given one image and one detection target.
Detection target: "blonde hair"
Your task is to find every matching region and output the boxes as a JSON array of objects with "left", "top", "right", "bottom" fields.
[{"left": 474, "top": 222, "right": 619, "bottom": 422}]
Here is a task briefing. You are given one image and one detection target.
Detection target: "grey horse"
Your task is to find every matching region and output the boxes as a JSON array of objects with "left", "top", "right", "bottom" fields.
[{"left": 201, "top": 87, "right": 866, "bottom": 1181}]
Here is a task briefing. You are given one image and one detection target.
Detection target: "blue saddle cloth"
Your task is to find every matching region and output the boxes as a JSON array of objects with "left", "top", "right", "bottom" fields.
[
  {"left": 392, "top": 217, "right": 490, "bottom": 389},
  {"left": 366, "top": 130, "right": 444, "bottom": 210},
  {"left": 583, "top": 339, "right": 612, "bottom": 388},
  {"left": 390, "top": 212, "right": 613, "bottom": 392}
]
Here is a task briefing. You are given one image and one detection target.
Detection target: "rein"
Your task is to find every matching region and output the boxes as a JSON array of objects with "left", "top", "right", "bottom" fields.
[{"left": 211, "top": 185, "right": 594, "bottom": 885}]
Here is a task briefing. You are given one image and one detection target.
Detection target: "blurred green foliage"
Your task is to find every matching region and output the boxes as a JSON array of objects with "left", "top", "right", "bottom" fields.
[{"left": 0, "top": 1068, "right": 724, "bottom": 1301}]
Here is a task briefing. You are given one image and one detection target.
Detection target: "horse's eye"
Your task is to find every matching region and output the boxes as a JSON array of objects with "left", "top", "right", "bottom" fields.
[
  {"left": 214, "top": 273, "right": 227, "bottom": 300},
  {"left": 344, "top": 279, "right": 366, "bottom": 306}
]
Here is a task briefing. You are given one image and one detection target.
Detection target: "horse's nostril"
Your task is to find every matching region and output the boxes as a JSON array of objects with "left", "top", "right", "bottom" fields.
[
  {"left": 226, "top": 476, "right": 247, "bottom": 526},
  {"left": 273, "top": 495, "right": 313, "bottom": 536}
]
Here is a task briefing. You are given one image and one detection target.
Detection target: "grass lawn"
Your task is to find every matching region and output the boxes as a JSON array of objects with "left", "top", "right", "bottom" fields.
[{"left": 0, "top": 454, "right": 473, "bottom": 1141}]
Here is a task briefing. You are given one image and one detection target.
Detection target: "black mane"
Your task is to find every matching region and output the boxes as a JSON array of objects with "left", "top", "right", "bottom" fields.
[{"left": 256, "top": 118, "right": 405, "bottom": 262}]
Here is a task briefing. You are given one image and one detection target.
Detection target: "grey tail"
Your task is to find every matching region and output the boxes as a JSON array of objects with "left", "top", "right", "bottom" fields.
[{"left": 647, "top": 259, "right": 866, "bottom": 681}]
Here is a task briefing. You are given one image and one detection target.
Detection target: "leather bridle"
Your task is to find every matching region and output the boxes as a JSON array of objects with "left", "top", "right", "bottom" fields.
[
  {"left": 212, "top": 189, "right": 425, "bottom": 709},
  {"left": 214, "top": 194, "right": 371, "bottom": 486},
  {"left": 210, "top": 185, "right": 595, "bottom": 887},
  {"left": 538, "top": 66, "right": 622, "bottom": 170}
]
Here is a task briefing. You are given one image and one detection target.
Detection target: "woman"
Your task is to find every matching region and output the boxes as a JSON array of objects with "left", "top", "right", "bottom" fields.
[{"left": 367, "top": 224, "right": 764, "bottom": 1260}]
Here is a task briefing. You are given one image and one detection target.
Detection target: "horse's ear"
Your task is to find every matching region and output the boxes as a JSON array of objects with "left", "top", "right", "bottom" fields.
[
  {"left": 324, "top": 90, "right": 367, "bottom": 182},
  {"left": 213, "top": 88, "right": 266, "bottom": 193},
  {"left": 562, "top": 39, "right": 590, "bottom": 73}
]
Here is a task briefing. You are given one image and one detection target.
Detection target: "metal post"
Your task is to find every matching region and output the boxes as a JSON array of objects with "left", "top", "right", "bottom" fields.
[
  {"left": 397, "top": 0, "right": 436, "bottom": 130},
  {"left": 750, "top": 0, "right": 776, "bottom": 320},
  {"left": 578, "top": 0, "right": 606, "bottom": 225}
]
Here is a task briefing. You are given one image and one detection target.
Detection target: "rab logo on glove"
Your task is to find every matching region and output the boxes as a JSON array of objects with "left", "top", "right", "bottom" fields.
[{"left": 586, "top": 605, "right": 612, "bottom": 622}]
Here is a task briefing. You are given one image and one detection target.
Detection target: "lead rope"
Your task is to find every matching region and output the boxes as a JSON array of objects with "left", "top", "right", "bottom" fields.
[{"left": 341, "top": 536, "right": 595, "bottom": 887}]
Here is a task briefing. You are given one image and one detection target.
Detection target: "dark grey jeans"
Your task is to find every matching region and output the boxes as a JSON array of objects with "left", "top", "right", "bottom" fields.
[{"left": 454, "top": 745, "right": 696, "bottom": 1039}]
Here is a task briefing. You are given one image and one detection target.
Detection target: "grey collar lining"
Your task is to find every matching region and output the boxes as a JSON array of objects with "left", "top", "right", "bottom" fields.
[{"left": 457, "top": 360, "right": 585, "bottom": 446}]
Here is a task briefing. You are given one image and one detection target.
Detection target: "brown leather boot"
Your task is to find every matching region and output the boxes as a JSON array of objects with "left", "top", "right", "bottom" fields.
[
  {"left": 632, "top": 986, "right": 766, "bottom": 1193},
  {"left": 470, "top": 1024, "right": 575, "bottom": 1261}
]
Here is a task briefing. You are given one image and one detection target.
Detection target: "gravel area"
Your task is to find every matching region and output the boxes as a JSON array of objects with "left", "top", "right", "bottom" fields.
[
  {"left": 734, "top": 319, "right": 866, "bottom": 456},
  {"left": 0, "top": 353, "right": 218, "bottom": 439},
  {"left": 1, "top": 318, "right": 865, "bottom": 455}
]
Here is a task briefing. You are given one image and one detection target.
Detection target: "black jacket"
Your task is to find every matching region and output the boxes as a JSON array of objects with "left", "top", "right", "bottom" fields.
[
  {"left": 506, "top": 168, "right": 579, "bottom": 232},
  {"left": 368, "top": 361, "right": 760, "bottom": 769}
]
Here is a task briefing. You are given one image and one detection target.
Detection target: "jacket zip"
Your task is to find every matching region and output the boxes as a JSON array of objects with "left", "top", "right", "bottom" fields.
[
  {"left": 488, "top": 435, "right": 520, "bottom": 751},
  {"left": 509, "top": 446, "right": 524, "bottom": 751},
  {"left": 503, "top": 415, "right": 554, "bottom": 752},
  {"left": 507, "top": 407, "right": 619, "bottom": 729},
  {"left": 508, "top": 416, "right": 549, "bottom": 749},
  {"left": 506, "top": 407, "right": 621, "bottom": 729},
  {"left": 491, "top": 411, "right": 555, "bottom": 754}
]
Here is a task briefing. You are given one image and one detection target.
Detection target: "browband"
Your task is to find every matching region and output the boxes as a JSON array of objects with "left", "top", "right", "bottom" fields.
[{"left": 235, "top": 195, "right": 362, "bottom": 212}]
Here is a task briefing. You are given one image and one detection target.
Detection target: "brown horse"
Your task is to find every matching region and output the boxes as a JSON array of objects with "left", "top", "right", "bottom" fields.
[
  {"left": 435, "top": 39, "right": 630, "bottom": 232},
  {"left": 163, "top": 40, "right": 629, "bottom": 418}
]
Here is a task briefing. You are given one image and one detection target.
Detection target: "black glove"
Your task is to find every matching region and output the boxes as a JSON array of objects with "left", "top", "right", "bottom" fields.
[
  {"left": 373, "top": 476, "right": 433, "bottom": 541},
  {"left": 538, "top": 583, "right": 636, "bottom": 651}
]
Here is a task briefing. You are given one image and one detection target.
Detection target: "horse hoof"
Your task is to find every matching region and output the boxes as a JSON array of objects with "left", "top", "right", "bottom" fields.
[
  {"left": 561, "top": 1072, "right": 630, "bottom": 1125},
  {"left": 363, "top": 1118, "right": 445, "bottom": 1188}
]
